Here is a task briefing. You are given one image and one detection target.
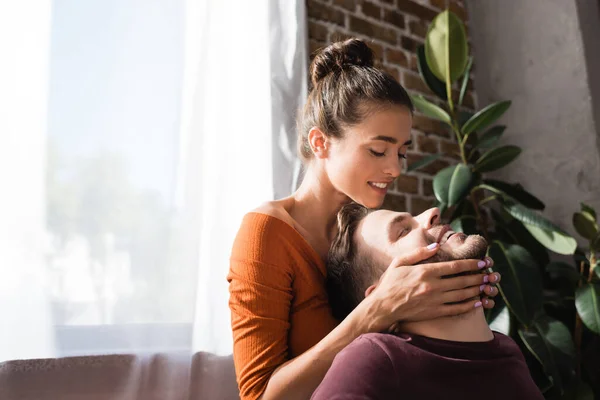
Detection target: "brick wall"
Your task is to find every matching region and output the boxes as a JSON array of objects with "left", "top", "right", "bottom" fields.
[{"left": 306, "top": 0, "right": 476, "bottom": 215}]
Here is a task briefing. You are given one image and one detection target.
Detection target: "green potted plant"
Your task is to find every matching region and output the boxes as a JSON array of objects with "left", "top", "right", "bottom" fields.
[{"left": 409, "top": 10, "right": 600, "bottom": 399}]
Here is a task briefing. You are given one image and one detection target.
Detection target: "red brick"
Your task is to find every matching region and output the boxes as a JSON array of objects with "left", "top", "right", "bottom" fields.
[
  {"left": 412, "top": 115, "right": 450, "bottom": 137},
  {"left": 450, "top": 0, "right": 468, "bottom": 22},
  {"left": 417, "top": 134, "right": 439, "bottom": 154},
  {"left": 395, "top": 174, "right": 419, "bottom": 194},
  {"left": 429, "top": 0, "right": 448, "bottom": 10},
  {"left": 407, "top": 152, "right": 450, "bottom": 175},
  {"left": 329, "top": 29, "right": 354, "bottom": 42},
  {"left": 422, "top": 178, "right": 434, "bottom": 196},
  {"left": 381, "top": 193, "right": 407, "bottom": 211},
  {"left": 396, "top": 0, "right": 438, "bottom": 21},
  {"left": 440, "top": 140, "right": 462, "bottom": 159},
  {"left": 382, "top": 9, "right": 406, "bottom": 30},
  {"left": 409, "top": 53, "right": 419, "bottom": 72},
  {"left": 333, "top": 0, "right": 361, "bottom": 12},
  {"left": 349, "top": 16, "right": 398, "bottom": 45},
  {"left": 361, "top": 2, "right": 381, "bottom": 19},
  {"left": 369, "top": 41, "right": 384, "bottom": 62},
  {"left": 401, "top": 35, "right": 422, "bottom": 52},
  {"left": 308, "top": 21, "right": 329, "bottom": 42},
  {"left": 385, "top": 48, "right": 408, "bottom": 67},
  {"left": 409, "top": 20, "right": 428, "bottom": 39},
  {"left": 309, "top": 39, "right": 325, "bottom": 58},
  {"left": 307, "top": 1, "right": 346, "bottom": 26},
  {"left": 382, "top": 65, "right": 401, "bottom": 81},
  {"left": 380, "top": 0, "right": 395, "bottom": 4},
  {"left": 403, "top": 72, "right": 433, "bottom": 95},
  {"left": 411, "top": 197, "right": 436, "bottom": 215}
]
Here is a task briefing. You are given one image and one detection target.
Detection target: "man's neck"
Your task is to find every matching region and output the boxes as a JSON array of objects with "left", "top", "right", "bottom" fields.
[{"left": 397, "top": 307, "right": 494, "bottom": 342}]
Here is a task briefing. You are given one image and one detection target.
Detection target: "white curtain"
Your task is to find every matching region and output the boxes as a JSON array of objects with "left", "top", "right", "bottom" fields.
[{"left": 0, "top": 0, "right": 307, "bottom": 362}]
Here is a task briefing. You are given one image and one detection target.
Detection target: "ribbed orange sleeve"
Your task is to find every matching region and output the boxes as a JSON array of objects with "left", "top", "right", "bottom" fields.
[{"left": 227, "top": 214, "right": 295, "bottom": 400}]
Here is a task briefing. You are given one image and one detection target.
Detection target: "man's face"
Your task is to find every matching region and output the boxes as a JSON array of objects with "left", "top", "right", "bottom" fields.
[{"left": 356, "top": 207, "right": 488, "bottom": 276}]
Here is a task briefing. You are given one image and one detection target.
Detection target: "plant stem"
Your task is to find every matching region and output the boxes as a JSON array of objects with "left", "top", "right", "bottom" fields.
[
  {"left": 470, "top": 189, "right": 489, "bottom": 241},
  {"left": 574, "top": 260, "right": 585, "bottom": 379}
]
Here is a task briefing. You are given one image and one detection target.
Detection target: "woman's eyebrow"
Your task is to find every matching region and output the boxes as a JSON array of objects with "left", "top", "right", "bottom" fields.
[{"left": 370, "top": 136, "right": 412, "bottom": 146}]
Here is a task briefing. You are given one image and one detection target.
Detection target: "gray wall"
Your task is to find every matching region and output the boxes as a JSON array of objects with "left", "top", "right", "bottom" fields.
[{"left": 467, "top": 0, "right": 600, "bottom": 241}]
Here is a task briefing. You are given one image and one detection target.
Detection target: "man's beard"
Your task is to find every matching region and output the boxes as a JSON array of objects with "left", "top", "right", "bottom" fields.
[{"left": 418, "top": 234, "right": 488, "bottom": 266}]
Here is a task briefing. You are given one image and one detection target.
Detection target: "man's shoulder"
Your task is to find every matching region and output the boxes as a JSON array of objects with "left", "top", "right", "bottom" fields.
[{"left": 344, "top": 333, "right": 412, "bottom": 358}]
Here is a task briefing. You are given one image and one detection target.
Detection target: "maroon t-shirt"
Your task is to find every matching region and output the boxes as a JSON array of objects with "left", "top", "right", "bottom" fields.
[{"left": 312, "top": 331, "right": 543, "bottom": 400}]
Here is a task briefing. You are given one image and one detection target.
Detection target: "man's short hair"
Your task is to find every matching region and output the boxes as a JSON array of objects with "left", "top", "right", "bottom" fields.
[{"left": 327, "top": 203, "right": 378, "bottom": 321}]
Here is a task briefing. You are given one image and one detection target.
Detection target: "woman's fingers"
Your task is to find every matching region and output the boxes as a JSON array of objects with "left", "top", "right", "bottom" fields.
[
  {"left": 426, "top": 258, "right": 487, "bottom": 278},
  {"left": 388, "top": 243, "right": 440, "bottom": 268},
  {"left": 438, "top": 272, "right": 488, "bottom": 292},
  {"left": 481, "top": 297, "right": 495, "bottom": 309},
  {"left": 442, "top": 286, "right": 482, "bottom": 304},
  {"left": 439, "top": 298, "right": 483, "bottom": 317}
]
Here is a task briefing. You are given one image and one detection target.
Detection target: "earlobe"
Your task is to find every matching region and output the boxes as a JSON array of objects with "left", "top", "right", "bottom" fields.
[
  {"left": 308, "top": 127, "right": 328, "bottom": 158},
  {"left": 365, "top": 284, "right": 377, "bottom": 297}
]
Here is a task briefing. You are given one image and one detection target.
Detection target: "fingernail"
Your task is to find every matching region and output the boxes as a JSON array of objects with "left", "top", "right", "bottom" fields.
[
  {"left": 474, "top": 301, "right": 482, "bottom": 308},
  {"left": 484, "top": 299, "right": 489, "bottom": 305},
  {"left": 483, "top": 275, "right": 489, "bottom": 283},
  {"left": 486, "top": 257, "right": 492, "bottom": 267},
  {"left": 477, "top": 260, "right": 487, "bottom": 268},
  {"left": 492, "top": 274, "right": 498, "bottom": 282},
  {"left": 427, "top": 243, "right": 438, "bottom": 250},
  {"left": 479, "top": 284, "right": 486, "bottom": 292}
]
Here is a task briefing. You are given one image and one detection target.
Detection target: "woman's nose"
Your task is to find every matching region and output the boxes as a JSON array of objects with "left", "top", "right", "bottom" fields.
[{"left": 383, "top": 157, "right": 402, "bottom": 178}]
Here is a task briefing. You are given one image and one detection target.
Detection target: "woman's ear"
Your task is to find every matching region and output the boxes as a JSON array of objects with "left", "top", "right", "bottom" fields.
[
  {"left": 365, "top": 283, "right": 378, "bottom": 297},
  {"left": 308, "top": 127, "right": 329, "bottom": 159}
]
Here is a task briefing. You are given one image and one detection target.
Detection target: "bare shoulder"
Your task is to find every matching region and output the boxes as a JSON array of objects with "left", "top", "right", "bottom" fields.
[{"left": 252, "top": 198, "right": 297, "bottom": 227}]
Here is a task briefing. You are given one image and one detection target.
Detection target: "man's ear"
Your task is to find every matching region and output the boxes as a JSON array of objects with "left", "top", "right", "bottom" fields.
[
  {"left": 307, "top": 127, "right": 329, "bottom": 159},
  {"left": 365, "top": 283, "right": 378, "bottom": 298}
]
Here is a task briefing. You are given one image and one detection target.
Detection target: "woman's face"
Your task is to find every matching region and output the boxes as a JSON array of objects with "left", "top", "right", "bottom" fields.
[{"left": 325, "top": 104, "right": 413, "bottom": 209}]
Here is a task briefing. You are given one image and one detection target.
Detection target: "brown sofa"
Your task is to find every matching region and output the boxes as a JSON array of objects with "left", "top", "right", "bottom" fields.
[{"left": 0, "top": 352, "right": 239, "bottom": 400}]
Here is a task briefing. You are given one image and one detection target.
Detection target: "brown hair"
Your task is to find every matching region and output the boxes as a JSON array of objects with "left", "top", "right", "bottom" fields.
[
  {"left": 297, "top": 38, "right": 414, "bottom": 162},
  {"left": 326, "top": 202, "right": 376, "bottom": 321}
]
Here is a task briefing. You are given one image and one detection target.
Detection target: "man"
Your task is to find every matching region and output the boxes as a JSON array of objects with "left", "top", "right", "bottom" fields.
[{"left": 312, "top": 204, "right": 543, "bottom": 400}]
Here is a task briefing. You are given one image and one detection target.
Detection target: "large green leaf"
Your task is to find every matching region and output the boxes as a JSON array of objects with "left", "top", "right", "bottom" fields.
[
  {"left": 432, "top": 165, "right": 455, "bottom": 204},
  {"left": 462, "top": 101, "right": 512, "bottom": 136},
  {"left": 416, "top": 45, "right": 447, "bottom": 101},
  {"left": 448, "top": 164, "right": 472, "bottom": 206},
  {"left": 572, "top": 211, "right": 598, "bottom": 241},
  {"left": 575, "top": 283, "right": 600, "bottom": 334},
  {"left": 470, "top": 125, "right": 505, "bottom": 156},
  {"left": 545, "top": 262, "right": 582, "bottom": 285},
  {"left": 406, "top": 153, "right": 442, "bottom": 173},
  {"left": 425, "top": 10, "right": 469, "bottom": 84},
  {"left": 504, "top": 202, "right": 577, "bottom": 255},
  {"left": 519, "top": 316, "right": 576, "bottom": 396},
  {"left": 482, "top": 179, "right": 545, "bottom": 210},
  {"left": 488, "top": 241, "right": 543, "bottom": 325},
  {"left": 433, "top": 164, "right": 472, "bottom": 207},
  {"left": 458, "top": 56, "right": 473, "bottom": 106},
  {"left": 581, "top": 202, "right": 597, "bottom": 221},
  {"left": 474, "top": 145, "right": 521, "bottom": 173},
  {"left": 410, "top": 94, "right": 451, "bottom": 124}
]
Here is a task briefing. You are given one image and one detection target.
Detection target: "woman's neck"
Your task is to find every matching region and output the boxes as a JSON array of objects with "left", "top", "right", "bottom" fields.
[{"left": 290, "top": 166, "right": 351, "bottom": 243}]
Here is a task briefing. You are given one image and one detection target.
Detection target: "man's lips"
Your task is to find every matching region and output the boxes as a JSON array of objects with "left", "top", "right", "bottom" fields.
[{"left": 436, "top": 224, "right": 452, "bottom": 244}]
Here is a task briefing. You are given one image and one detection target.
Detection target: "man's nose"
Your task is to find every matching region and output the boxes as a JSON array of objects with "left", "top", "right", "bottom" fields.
[{"left": 417, "top": 207, "right": 440, "bottom": 229}]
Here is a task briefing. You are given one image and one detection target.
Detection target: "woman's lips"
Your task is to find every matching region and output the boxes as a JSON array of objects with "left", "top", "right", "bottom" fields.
[{"left": 368, "top": 181, "right": 390, "bottom": 195}]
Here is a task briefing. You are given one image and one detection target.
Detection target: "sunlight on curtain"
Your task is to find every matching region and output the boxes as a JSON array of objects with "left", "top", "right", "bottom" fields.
[{"left": 0, "top": 0, "right": 306, "bottom": 361}]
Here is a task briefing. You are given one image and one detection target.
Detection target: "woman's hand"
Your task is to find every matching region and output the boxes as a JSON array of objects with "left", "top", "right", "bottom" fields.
[{"left": 361, "top": 244, "right": 501, "bottom": 333}]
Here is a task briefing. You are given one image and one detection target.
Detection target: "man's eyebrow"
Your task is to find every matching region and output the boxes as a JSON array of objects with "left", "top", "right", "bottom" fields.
[
  {"left": 387, "top": 214, "right": 408, "bottom": 242},
  {"left": 371, "top": 136, "right": 413, "bottom": 146}
]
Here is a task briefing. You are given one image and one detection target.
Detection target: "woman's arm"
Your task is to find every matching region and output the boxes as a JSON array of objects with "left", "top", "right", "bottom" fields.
[{"left": 259, "top": 245, "right": 500, "bottom": 400}]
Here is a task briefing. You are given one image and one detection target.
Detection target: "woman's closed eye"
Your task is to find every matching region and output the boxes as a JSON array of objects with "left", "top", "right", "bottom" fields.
[{"left": 369, "top": 149, "right": 408, "bottom": 159}]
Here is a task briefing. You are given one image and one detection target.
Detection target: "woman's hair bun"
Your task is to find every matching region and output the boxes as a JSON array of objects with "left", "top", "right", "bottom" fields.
[{"left": 310, "top": 38, "right": 375, "bottom": 87}]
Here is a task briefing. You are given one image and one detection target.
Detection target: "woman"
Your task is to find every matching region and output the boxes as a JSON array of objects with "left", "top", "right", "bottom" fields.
[{"left": 227, "top": 39, "right": 501, "bottom": 400}]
